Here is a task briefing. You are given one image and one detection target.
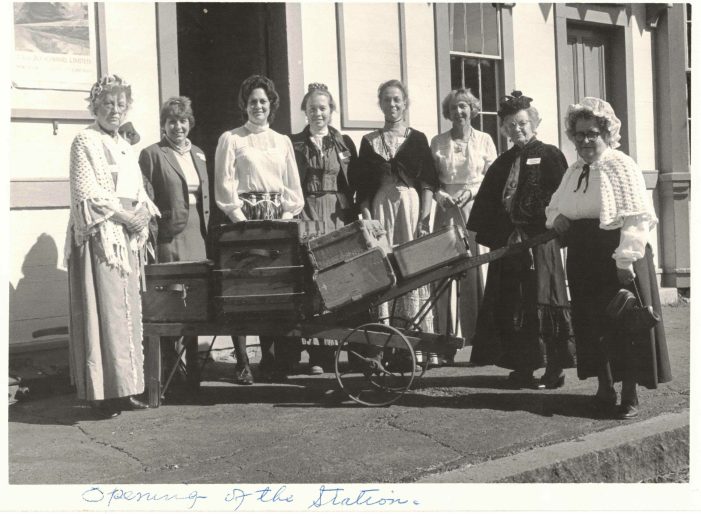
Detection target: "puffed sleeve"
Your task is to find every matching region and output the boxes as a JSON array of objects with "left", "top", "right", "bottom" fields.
[
  {"left": 545, "top": 163, "right": 574, "bottom": 229},
  {"left": 214, "top": 131, "right": 245, "bottom": 222},
  {"left": 280, "top": 135, "right": 304, "bottom": 217},
  {"left": 612, "top": 214, "right": 649, "bottom": 271}
]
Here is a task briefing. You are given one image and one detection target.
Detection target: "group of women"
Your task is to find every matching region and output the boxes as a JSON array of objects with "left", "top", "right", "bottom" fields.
[{"left": 66, "top": 73, "right": 670, "bottom": 420}]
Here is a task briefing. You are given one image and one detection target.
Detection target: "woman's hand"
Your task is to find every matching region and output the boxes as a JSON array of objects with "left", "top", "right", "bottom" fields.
[
  {"left": 417, "top": 217, "right": 430, "bottom": 237},
  {"left": 455, "top": 189, "right": 473, "bottom": 208},
  {"left": 359, "top": 202, "right": 372, "bottom": 221},
  {"left": 126, "top": 208, "right": 150, "bottom": 233},
  {"left": 552, "top": 214, "right": 571, "bottom": 236},
  {"left": 434, "top": 190, "right": 454, "bottom": 209},
  {"left": 616, "top": 267, "right": 635, "bottom": 285},
  {"left": 281, "top": 211, "right": 294, "bottom": 220}
]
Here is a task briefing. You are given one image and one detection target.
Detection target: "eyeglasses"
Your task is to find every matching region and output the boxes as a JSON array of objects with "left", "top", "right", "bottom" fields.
[
  {"left": 574, "top": 130, "right": 602, "bottom": 142},
  {"left": 506, "top": 120, "right": 530, "bottom": 129}
]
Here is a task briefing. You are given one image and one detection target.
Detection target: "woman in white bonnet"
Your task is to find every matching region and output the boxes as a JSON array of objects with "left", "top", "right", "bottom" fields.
[{"left": 546, "top": 97, "right": 672, "bottom": 419}]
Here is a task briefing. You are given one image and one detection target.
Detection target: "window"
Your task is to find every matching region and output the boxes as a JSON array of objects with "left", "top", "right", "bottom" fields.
[{"left": 449, "top": 4, "right": 503, "bottom": 150}]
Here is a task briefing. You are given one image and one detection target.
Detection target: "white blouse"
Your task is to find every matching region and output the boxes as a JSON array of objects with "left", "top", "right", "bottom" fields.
[
  {"left": 545, "top": 159, "right": 649, "bottom": 271},
  {"left": 214, "top": 122, "right": 304, "bottom": 222},
  {"left": 430, "top": 129, "right": 497, "bottom": 189}
]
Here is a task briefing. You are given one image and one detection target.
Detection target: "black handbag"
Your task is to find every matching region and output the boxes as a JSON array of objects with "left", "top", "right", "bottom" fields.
[{"left": 605, "top": 282, "right": 660, "bottom": 333}]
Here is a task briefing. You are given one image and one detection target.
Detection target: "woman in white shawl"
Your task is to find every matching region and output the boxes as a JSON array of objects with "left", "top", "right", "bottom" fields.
[
  {"left": 66, "top": 75, "right": 159, "bottom": 417},
  {"left": 546, "top": 97, "right": 671, "bottom": 419}
]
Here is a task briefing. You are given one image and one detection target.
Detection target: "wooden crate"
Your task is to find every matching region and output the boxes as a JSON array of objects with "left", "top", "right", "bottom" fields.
[
  {"left": 393, "top": 225, "right": 470, "bottom": 279},
  {"left": 212, "top": 220, "right": 330, "bottom": 319},
  {"left": 306, "top": 219, "right": 391, "bottom": 271},
  {"left": 143, "top": 260, "right": 213, "bottom": 322},
  {"left": 314, "top": 247, "right": 396, "bottom": 311}
]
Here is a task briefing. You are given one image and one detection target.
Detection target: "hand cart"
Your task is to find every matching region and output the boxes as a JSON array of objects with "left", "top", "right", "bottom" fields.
[{"left": 142, "top": 222, "right": 558, "bottom": 408}]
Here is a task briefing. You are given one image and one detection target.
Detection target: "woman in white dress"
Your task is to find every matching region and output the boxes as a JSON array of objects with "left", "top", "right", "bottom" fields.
[
  {"left": 214, "top": 75, "right": 304, "bottom": 384},
  {"left": 430, "top": 88, "right": 497, "bottom": 364}
]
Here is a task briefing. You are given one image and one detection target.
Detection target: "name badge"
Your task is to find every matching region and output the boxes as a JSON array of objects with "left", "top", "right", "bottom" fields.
[
  {"left": 526, "top": 157, "right": 541, "bottom": 165},
  {"left": 339, "top": 150, "right": 351, "bottom": 161},
  {"left": 196, "top": 152, "right": 206, "bottom": 161}
]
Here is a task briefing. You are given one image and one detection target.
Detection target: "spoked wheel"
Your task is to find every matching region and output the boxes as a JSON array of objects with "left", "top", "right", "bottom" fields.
[
  {"left": 376, "top": 316, "right": 430, "bottom": 380},
  {"left": 334, "top": 323, "right": 416, "bottom": 407}
]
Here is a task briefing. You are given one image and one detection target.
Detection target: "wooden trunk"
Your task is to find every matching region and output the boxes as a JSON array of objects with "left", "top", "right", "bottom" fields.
[
  {"left": 314, "top": 247, "right": 396, "bottom": 311},
  {"left": 393, "top": 225, "right": 470, "bottom": 279},
  {"left": 212, "top": 220, "right": 331, "bottom": 319},
  {"left": 142, "top": 260, "right": 213, "bottom": 322},
  {"left": 306, "top": 220, "right": 391, "bottom": 271}
]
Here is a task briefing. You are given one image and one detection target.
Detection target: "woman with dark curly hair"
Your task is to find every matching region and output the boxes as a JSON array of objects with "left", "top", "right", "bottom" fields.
[
  {"left": 467, "top": 91, "right": 576, "bottom": 389},
  {"left": 547, "top": 97, "right": 671, "bottom": 419},
  {"left": 214, "top": 75, "right": 304, "bottom": 384}
]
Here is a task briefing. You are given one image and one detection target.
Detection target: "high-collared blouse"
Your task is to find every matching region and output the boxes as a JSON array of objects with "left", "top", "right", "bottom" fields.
[
  {"left": 430, "top": 128, "right": 497, "bottom": 190},
  {"left": 545, "top": 156, "right": 650, "bottom": 271},
  {"left": 214, "top": 122, "right": 304, "bottom": 222}
]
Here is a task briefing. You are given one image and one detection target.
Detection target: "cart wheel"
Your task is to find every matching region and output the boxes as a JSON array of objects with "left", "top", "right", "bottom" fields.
[
  {"left": 334, "top": 323, "right": 416, "bottom": 407},
  {"left": 377, "top": 317, "right": 429, "bottom": 380}
]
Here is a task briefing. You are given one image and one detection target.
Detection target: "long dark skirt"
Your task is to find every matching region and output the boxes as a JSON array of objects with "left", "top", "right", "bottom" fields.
[
  {"left": 470, "top": 236, "right": 576, "bottom": 371},
  {"left": 566, "top": 219, "right": 671, "bottom": 388}
]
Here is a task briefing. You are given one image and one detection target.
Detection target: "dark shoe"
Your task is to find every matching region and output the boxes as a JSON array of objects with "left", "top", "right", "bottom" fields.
[
  {"left": 616, "top": 396, "right": 638, "bottom": 419},
  {"left": 617, "top": 402, "right": 639, "bottom": 419},
  {"left": 539, "top": 373, "right": 566, "bottom": 389},
  {"left": 90, "top": 400, "right": 120, "bottom": 418},
  {"left": 507, "top": 371, "right": 545, "bottom": 389},
  {"left": 234, "top": 364, "right": 254, "bottom": 385},
  {"left": 122, "top": 396, "right": 149, "bottom": 410}
]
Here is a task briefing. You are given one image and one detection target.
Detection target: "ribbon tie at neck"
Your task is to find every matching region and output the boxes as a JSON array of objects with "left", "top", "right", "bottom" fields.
[{"left": 574, "top": 163, "right": 590, "bottom": 193}]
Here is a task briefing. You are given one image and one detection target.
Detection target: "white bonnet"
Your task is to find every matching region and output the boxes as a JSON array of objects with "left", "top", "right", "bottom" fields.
[{"left": 565, "top": 97, "right": 621, "bottom": 149}]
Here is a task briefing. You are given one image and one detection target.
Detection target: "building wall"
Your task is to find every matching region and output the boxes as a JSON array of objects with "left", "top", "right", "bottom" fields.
[
  {"left": 300, "top": 3, "right": 439, "bottom": 149},
  {"left": 9, "top": 2, "right": 160, "bottom": 347},
  {"left": 511, "top": 4, "right": 560, "bottom": 147}
]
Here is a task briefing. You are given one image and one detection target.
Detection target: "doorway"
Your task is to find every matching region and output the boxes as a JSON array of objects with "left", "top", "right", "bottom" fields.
[
  {"left": 561, "top": 24, "right": 613, "bottom": 163},
  {"left": 176, "top": 3, "right": 292, "bottom": 163}
]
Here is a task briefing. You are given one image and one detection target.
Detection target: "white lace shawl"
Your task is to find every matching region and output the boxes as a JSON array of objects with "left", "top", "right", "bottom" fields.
[
  {"left": 65, "top": 124, "right": 159, "bottom": 275},
  {"left": 596, "top": 148, "right": 657, "bottom": 230}
]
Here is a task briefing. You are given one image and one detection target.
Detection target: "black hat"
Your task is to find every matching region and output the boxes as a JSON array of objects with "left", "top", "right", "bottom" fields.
[{"left": 497, "top": 90, "right": 533, "bottom": 118}]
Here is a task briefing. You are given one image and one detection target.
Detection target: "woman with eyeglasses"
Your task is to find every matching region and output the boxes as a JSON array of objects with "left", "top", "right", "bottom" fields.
[
  {"left": 467, "top": 91, "right": 576, "bottom": 389},
  {"left": 546, "top": 97, "right": 671, "bottom": 419}
]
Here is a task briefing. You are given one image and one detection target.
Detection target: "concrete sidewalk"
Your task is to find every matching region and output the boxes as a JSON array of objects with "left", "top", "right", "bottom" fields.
[{"left": 8, "top": 305, "right": 689, "bottom": 484}]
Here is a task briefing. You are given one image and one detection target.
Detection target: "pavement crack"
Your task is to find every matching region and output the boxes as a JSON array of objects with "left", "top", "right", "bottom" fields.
[{"left": 74, "top": 424, "right": 148, "bottom": 472}]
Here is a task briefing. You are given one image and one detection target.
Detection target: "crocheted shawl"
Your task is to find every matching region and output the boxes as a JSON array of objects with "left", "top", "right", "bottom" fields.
[
  {"left": 591, "top": 148, "right": 657, "bottom": 230},
  {"left": 65, "top": 124, "right": 158, "bottom": 275}
]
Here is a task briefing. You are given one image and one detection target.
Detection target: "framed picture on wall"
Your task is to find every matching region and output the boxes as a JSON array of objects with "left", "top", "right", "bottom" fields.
[{"left": 11, "top": 2, "right": 106, "bottom": 120}]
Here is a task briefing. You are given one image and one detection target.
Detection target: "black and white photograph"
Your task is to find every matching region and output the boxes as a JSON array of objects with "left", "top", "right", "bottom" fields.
[{"left": 3, "top": 1, "right": 696, "bottom": 511}]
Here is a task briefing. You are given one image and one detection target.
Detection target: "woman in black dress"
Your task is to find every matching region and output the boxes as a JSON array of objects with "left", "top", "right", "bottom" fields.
[{"left": 467, "top": 91, "right": 576, "bottom": 389}]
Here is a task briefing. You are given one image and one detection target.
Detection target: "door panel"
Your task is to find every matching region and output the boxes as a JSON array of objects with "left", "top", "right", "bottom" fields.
[{"left": 562, "top": 25, "right": 612, "bottom": 164}]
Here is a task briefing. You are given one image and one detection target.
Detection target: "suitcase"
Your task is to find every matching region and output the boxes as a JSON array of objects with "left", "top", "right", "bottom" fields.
[
  {"left": 142, "top": 260, "right": 213, "bottom": 322},
  {"left": 212, "top": 220, "right": 331, "bottom": 319},
  {"left": 306, "top": 219, "right": 391, "bottom": 271},
  {"left": 393, "top": 225, "right": 470, "bottom": 279},
  {"left": 314, "top": 247, "right": 396, "bottom": 311}
]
